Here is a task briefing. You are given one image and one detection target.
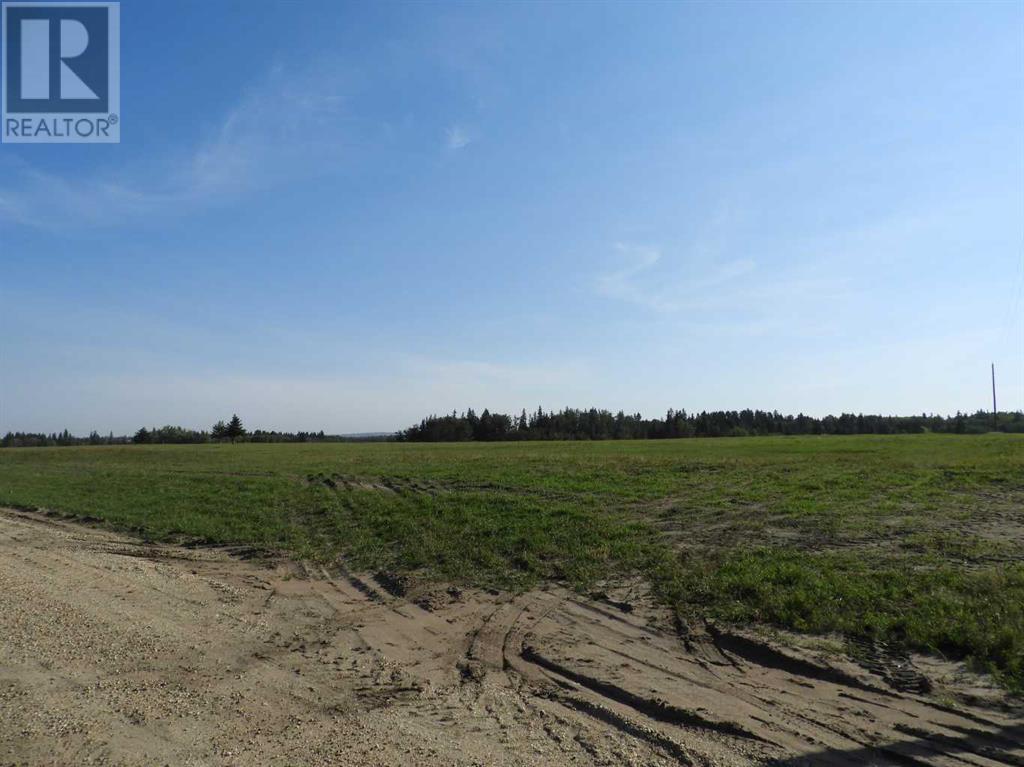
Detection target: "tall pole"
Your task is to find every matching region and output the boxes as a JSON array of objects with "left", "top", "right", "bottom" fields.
[{"left": 991, "top": 363, "right": 998, "bottom": 430}]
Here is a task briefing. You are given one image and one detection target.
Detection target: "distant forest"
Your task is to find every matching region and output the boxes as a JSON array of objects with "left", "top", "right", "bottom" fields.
[
  {"left": 1, "top": 414, "right": 384, "bottom": 448},
  {"left": 398, "top": 407, "right": 1024, "bottom": 442},
  {"left": 2, "top": 408, "right": 1021, "bottom": 448}
]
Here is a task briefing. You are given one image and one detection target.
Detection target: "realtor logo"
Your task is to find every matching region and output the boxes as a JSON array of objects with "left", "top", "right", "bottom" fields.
[{"left": 2, "top": 2, "right": 120, "bottom": 143}]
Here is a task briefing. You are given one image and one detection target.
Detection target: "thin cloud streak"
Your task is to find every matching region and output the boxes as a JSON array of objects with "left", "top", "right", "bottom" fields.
[
  {"left": 595, "top": 242, "right": 757, "bottom": 313},
  {"left": 0, "top": 64, "right": 354, "bottom": 230}
]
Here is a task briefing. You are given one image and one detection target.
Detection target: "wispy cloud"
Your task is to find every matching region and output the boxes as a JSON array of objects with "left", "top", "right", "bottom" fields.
[
  {"left": 0, "top": 64, "right": 354, "bottom": 230},
  {"left": 181, "top": 64, "right": 351, "bottom": 198},
  {"left": 595, "top": 242, "right": 756, "bottom": 313},
  {"left": 595, "top": 243, "right": 670, "bottom": 311},
  {"left": 445, "top": 124, "right": 472, "bottom": 150}
]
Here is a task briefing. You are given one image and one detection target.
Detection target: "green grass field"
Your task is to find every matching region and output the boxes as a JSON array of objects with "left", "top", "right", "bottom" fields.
[{"left": 1, "top": 434, "right": 1022, "bottom": 690}]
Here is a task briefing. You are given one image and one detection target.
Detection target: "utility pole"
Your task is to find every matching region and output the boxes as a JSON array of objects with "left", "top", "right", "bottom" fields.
[{"left": 991, "top": 363, "right": 998, "bottom": 431}]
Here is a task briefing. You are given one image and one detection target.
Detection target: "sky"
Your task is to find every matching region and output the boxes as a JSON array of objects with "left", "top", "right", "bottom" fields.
[{"left": 1, "top": 0, "right": 1022, "bottom": 435}]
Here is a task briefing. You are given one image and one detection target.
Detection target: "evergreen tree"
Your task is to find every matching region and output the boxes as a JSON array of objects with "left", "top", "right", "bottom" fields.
[{"left": 225, "top": 414, "right": 246, "bottom": 443}]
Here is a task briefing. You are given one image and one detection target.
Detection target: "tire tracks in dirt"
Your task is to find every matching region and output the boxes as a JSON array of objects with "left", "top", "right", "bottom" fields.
[{"left": 1, "top": 507, "right": 1021, "bottom": 767}]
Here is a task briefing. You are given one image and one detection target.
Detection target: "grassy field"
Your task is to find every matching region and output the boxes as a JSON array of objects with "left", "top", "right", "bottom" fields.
[{"left": 1, "top": 434, "right": 1021, "bottom": 690}]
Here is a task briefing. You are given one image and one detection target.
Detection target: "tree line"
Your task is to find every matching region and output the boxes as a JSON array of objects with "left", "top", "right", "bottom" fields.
[
  {"left": 3, "top": 408, "right": 1021, "bottom": 448},
  {"left": 397, "top": 407, "right": 1024, "bottom": 442},
  {"left": 1, "top": 415, "right": 376, "bottom": 448}
]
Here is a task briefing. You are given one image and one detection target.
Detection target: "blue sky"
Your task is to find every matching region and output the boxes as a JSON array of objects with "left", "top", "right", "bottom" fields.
[{"left": 2, "top": 0, "right": 1022, "bottom": 434}]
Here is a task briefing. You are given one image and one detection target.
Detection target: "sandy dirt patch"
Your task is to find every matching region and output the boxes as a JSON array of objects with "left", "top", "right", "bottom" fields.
[{"left": 0, "top": 508, "right": 1020, "bottom": 766}]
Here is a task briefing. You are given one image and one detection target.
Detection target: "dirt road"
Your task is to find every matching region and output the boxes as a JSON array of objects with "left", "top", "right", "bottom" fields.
[{"left": 1, "top": 507, "right": 1021, "bottom": 766}]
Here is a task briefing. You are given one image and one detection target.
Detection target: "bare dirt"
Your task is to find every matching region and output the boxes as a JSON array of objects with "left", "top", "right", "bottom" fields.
[{"left": 1, "top": 507, "right": 1021, "bottom": 767}]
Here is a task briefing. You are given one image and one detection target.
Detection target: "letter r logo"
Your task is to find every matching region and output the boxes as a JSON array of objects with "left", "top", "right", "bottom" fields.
[
  {"left": 20, "top": 17, "right": 100, "bottom": 101},
  {"left": 3, "top": 3, "right": 114, "bottom": 114},
  {"left": 2, "top": 2, "right": 120, "bottom": 143}
]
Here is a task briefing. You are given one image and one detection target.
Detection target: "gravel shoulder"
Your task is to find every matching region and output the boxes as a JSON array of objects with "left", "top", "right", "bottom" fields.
[{"left": 1, "top": 507, "right": 1021, "bottom": 767}]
